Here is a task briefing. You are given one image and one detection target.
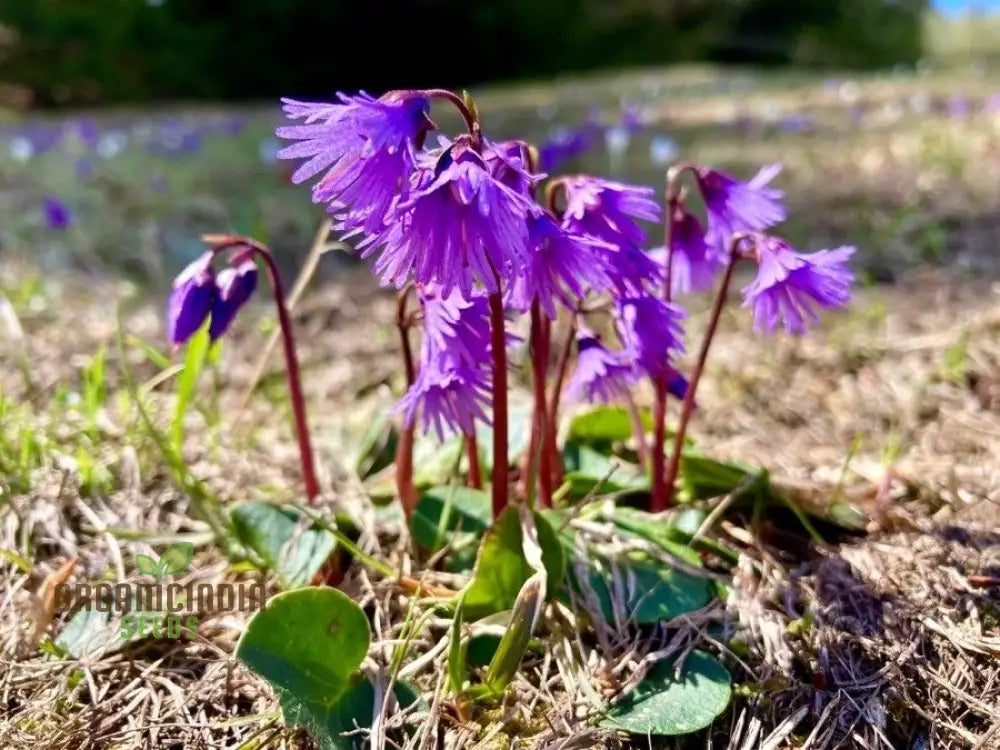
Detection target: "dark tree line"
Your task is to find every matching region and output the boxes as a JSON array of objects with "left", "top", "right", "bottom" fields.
[{"left": 0, "top": 0, "right": 927, "bottom": 106}]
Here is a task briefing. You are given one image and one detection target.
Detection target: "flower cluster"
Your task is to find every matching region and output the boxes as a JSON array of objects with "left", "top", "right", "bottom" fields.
[{"left": 269, "top": 88, "right": 853, "bottom": 450}]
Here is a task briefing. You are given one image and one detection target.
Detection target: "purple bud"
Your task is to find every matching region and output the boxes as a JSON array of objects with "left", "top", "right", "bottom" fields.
[
  {"left": 167, "top": 252, "right": 215, "bottom": 346},
  {"left": 666, "top": 370, "right": 690, "bottom": 401},
  {"left": 43, "top": 196, "right": 72, "bottom": 230},
  {"left": 209, "top": 259, "right": 258, "bottom": 341}
]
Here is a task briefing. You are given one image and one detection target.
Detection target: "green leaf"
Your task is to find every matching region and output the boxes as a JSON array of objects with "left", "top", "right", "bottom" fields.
[
  {"left": 135, "top": 553, "right": 161, "bottom": 579},
  {"left": 464, "top": 506, "right": 564, "bottom": 618},
  {"left": 231, "top": 501, "right": 335, "bottom": 588},
  {"left": 567, "top": 406, "right": 648, "bottom": 444},
  {"left": 410, "top": 486, "right": 491, "bottom": 572},
  {"left": 172, "top": 323, "right": 210, "bottom": 449},
  {"left": 600, "top": 651, "right": 731, "bottom": 735},
  {"left": 353, "top": 410, "right": 396, "bottom": 480},
  {"left": 56, "top": 608, "right": 122, "bottom": 658},
  {"left": 679, "top": 454, "right": 756, "bottom": 501},
  {"left": 569, "top": 550, "right": 714, "bottom": 625},
  {"left": 447, "top": 592, "right": 467, "bottom": 695},
  {"left": 483, "top": 572, "right": 545, "bottom": 696},
  {"left": 562, "top": 443, "right": 649, "bottom": 497},
  {"left": 280, "top": 677, "right": 420, "bottom": 750},
  {"left": 159, "top": 541, "right": 194, "bottom": 576},
  {"left": 235, "top": 588, "right": 370, "bottom": 709}
]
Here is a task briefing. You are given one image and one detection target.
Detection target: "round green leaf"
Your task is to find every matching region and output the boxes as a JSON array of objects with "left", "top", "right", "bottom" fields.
[
  {"left": 280, "top": 677, "right": 421, "bottom": 750},
  {"left": 601, "top": 651, "right": 731, "bottom": 735},
  {"left": 569, "top": 550, "right": 713, "bottom": 625},
  {"left": 231, "top": 501, "right": 335, "bottom": 588},
  {"left": 236, "top": 588, "right": 370, "bottom": 708}
]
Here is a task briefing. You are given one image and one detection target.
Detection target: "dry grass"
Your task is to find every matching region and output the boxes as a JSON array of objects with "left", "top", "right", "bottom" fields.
[{"left": 1, "top": 253, "right": 999, "bottom": 747}]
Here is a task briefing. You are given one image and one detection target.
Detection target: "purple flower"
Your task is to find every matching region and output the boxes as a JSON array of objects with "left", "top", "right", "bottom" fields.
[
  {"left": 566, "top": 330, "right": 637, "bottom": 404},
  {"left": 276, "top": 91, "right": 434, "bottom": 235},
  {"left": 741, "top": 236, "right": 854, "bottom": 335},
  {"left": 561, "top": 177, "right": 662, "bottom": 294},
  {"left": 167, "top": 252, "right": 215, "bottom": 346},
  {"left": 397, "top": 286, "right": 494, "bottom": 440},
  {"left": 538, "top": 127, "right": 591, "bottom": 172},
  {"left": 418, "top": 284, "right": 491, "bottom": 365},
  {"left": 562, "top": 176, "right": 660, "bottom": 247},
  {"left": 43, "top": 196, "right": 72, "bottom": 230},
  {"left": 621, "top": 104, "right": 645, "bottom": 133},
  {"left": 695, "top": 164, "right": 786, "bottom": 252},
  {"left": 615, "top": 296, "right": 686, "bottom": 382},
  {"left": 506, "top": 210, "right": 613, "bottom": 318},
  {"left": 363, "top": 138, "right": 532, "bottom": 297},
  {"left": 396, "top": 354, "right": 491, "bottom": 441},
  {"left": 666, "top": 369, "right": 690, "bottom": 401},
  {"left": 649, "top": 205, "right": 723, "bottom": 296},
  {"left": 485, "top": 139, "right": 543, "bottom": 196},
  {"left": 209, "top": 259, "right": 258, "bottom": 341}
]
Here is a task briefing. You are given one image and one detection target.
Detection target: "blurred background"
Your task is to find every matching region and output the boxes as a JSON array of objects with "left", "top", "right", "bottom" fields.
[{"left": 1, "top": 0, "right": 999, "bottom": 281}]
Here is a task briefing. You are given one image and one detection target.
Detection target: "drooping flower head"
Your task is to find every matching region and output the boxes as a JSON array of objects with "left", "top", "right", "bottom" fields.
[
  {"left": 396, "top": 285, "right": 493, "bottom": 440},
  {"left": 741, "top": 236, "right": 854, "bottom": 335},
  {"left": 506, "top": 210, "right": 613, "bottom": 318},
  {"left": 485, "top": 139, "right": 543, "bottom": 197},
  {"left": 560, "top": 177, "right": 662, "bottom": 294},
  {"left": 649, "top": 204, "right": 723, "bottom": 296},
  {"left": 396, "top": 354, "right": 491, "bottom": 441},
  {"left": 209, "top": 257, "right": 258, "bottom": 341},
  {"left": 276, "top": 90, "right": 434, "bottom": 235},
  {"left": 566, "top": 329, "right": 637, "bottom": 404},
  {"left": 615, "top": 296, "right": 686, "bottom": 382},
  {"left": 418, "top": 283, "right": 491, "bottom": 365},
  {"left": 363, "top": 136, "right": 533, "bottom": 297},
  {"left": 167, "top": 252, "right": 215, "bottom": 346},
  {"left": 561, "top": 176, "right": 660, "bottom": 247},
  {"left": 695, "top": 164, "right": 786, "bottom": 253}
]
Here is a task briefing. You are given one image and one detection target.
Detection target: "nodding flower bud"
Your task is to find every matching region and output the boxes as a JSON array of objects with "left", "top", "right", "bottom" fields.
[
  {"left": 167, "top": 252, "right": 215, "bottom": 346},
  {"left": 209, "top": 258, "right": 258, "bottom": 341}
]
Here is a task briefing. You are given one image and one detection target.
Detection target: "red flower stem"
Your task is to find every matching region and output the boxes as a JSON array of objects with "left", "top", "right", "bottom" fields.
[
  {"left": 425, "top": 89, "right": 480, "bottom": 139},
  {"left": 529, "top": 304, "right": 554, "bottom": 507},
  {"left": 203, "top": 235, "right": 322, "bottom": 505},
  {"left": 662, "top": 249, "right": 739, "bottom": 505},
  {"left": 546, "top": 312, "right": 577, "bottom": 487},
  {"left": 488, "top": 291, "right": 509, "bottom": 520},
  {"left": 521, "top": 306, "right": 542, "bottom": 505},
  {"left": 466, "top": 433, "right": 483, "bottom": 490},
  {"left": 395, "top": 286, "right": 418, "bottom": 520},
  {"left": 651, "top": 184, "right": 681, "bottom": 511}
]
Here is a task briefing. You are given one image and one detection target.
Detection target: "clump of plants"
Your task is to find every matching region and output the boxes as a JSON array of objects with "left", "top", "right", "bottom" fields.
[{"left": 165, "top": 87, "right": 854, "bottom": 746}]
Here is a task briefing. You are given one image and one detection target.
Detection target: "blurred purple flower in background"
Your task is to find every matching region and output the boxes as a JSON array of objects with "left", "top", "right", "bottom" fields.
[{"left": 42, "top": 196, "right": 73, "bottom": 230}]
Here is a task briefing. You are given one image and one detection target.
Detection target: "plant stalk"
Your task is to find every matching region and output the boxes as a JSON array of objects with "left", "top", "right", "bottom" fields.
[
  {"left": 488, "top": 292, "right": 509, "bottom": 519},
  {"left": 662, "top": 250, "right": 739, "bottom": 504}
]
